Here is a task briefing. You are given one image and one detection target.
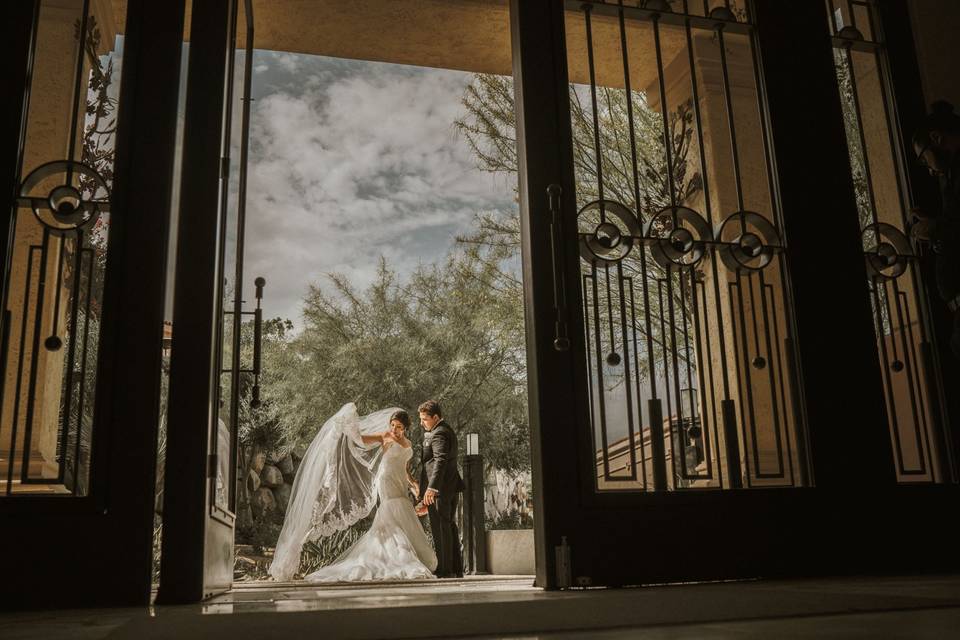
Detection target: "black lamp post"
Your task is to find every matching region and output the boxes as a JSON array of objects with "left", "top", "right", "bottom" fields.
[{"left": 462, "top": 432, "right": 487, "bottom": 574}]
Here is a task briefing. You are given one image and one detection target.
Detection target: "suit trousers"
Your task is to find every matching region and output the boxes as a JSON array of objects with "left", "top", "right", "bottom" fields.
[{"left": 428, "top": 490, "right": 462, "bottom": 577}]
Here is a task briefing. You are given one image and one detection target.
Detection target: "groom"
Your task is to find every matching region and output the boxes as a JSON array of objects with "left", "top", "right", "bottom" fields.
[{"left": 416, "top": 400, "right": 464, "bottom": 578}]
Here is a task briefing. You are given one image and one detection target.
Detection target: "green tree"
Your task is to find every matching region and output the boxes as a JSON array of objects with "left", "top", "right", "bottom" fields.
[
  {"left": 272, "top": 253, "right": 529, "bottom": 474},
  {"left": 455, "top": 74, "right": 703, "bottom": 381}
]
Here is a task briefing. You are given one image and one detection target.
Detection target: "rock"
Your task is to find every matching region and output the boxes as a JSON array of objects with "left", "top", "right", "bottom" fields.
[
  {"left": 236, "top": 504, "right": 254, "bottom": 531},
  {"left": 260, "top": 464, "right": 283, "bottom": 488},
  {"left": 250, "top": 450, "right": 267, "bottom": 474},
  {"left": 250, "top": 487, "right": 276, "bottom": 518},
  {"left": 246, "top": 469, "right": 261, "bottom": 494},
  {"left": 273, "top": 483, "right": 292, "bottom": 512},
  {"left": 277, "top": 454, "right": 294, "bottom": 475},
  {"left": 291, "top": 442, "right": 308, "bottom": 462}
]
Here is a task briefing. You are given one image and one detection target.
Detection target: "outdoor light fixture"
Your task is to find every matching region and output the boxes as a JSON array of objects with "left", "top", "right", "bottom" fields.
[{"left": 466, "top": 433, "right": 479, "bottom": 456}]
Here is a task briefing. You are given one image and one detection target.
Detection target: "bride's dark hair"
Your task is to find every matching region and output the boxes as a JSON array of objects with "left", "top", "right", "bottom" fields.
[{"left": 390, "top": 410, "right": 411, "bottom": 429}]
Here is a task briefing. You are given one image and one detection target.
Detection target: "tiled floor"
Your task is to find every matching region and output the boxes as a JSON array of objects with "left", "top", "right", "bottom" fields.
[{"left": 2, "top": 574, "right": 959, "bottom": 639}]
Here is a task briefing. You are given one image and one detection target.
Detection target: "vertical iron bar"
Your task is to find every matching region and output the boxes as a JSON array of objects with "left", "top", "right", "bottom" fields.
[
  {"left": 6, "top": 246, "right": 39, "bottom": 494},
  {"left": 766, "top": 280, "right": 795, "bottom": 484},
  {"left": 21, "top": 230, "right": 51, "bottom": 483},
  {"left": 756, "top": 271, "right": 785, "bottom": 478},
  {"left": 229, "top": 0, "right": 255, "bottom": 512},
  {"left": 891, "top": 278, "right": 927, "bottom": 475},
  {"left": 732, "top": 273, "right": 757, "bottom": 486},
  {"left": 657, "top": 279, "right": 679, "bottom": 485},
  {"left": 616, "top": 0, "right": 660, "bottom": 404},
  {"left": 721, "top": 399, "right": 742, "bottom": 488},
  {"left": 65, "top": 0, "right": 92, "bottom": 184},
  {"left": 210, "top": 0, "right": 241, "bottom": 509},
  {"left": 49, "top": 238, "right": 66, "bottom": 342},
  {"left": 591, "top": 263, "right": 612, "bottom": 480},
  {"left": 616, "top": 262, "right": 639, "bottom": 480},
  {"left": 73, "top": 247, "right": 95, "bottom": 494},
  {"left": 840, "top": 45, "right": 881, "bottom": 229},
  {"left": 872, "top": 276, "right": 905, "bottom": 475},
  {"left": 57, "top": 231, "right": 86, "bottom": 487},
  {"left": 627, "top": 279, "right": 649, "bottom": 488},
  {"left": 648, "top": 398, "right": 668, "bottom": 491},
  {"left": 664, "top": 268, "right": 688, "bottom": 482},
  {"left": 583, "top": 4, "right": 606, "bottom": 219},
  {"left": 694, "top": 275, "right": 720, "bottom": 483},
  {"left": 651, "top": 14, "right": 678, "bottom": 211},
  {"left": 715, "top": 27, "right": 746, "bottom": 215}
]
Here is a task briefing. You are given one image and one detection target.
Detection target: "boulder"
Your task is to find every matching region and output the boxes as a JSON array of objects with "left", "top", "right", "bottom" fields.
[
  {"left": 260, "top": 464, "right": 283, "bottom": 488},
  {"left": 291, "top": 442, "right": 308, "bottom": 463},
  {"left": 246, "top": 469, "right": 261, "bottom": 494},
  {"left": 277, "top": 453, "right": 294, "bottom": 475},
  {"left": 250, "top": 487, "right": 276, "bottom": 518},
  {"left": 250, "top": 450, "right": 267, "bottom": 474},
  {"left": 273, "top": 483, "right": 292, "bottom": 512}
]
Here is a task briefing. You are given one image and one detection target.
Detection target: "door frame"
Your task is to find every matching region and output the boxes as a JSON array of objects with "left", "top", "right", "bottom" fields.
[
  {"left": 511, "top": 0, "right": 960, "bottom": 589},
  {"left": 156, "top": 0, "right": 243, "bottom": 605},
  {"left": 0, "top": 0, "right": 186, "bottom": 609}
]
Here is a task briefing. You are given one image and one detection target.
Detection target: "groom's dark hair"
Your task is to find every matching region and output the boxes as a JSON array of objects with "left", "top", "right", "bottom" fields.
[{"left": 418, "top": 400, "right": 442, "bottom": 418}]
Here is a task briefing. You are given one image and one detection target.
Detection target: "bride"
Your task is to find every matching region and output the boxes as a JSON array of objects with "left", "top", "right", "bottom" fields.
[{"left": 269, "top": 403, "right": 438, "bottom": 582}]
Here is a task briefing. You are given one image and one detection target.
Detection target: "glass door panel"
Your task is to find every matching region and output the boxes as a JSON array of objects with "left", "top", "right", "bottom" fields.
[{"left": 2, "top": 0, "right": 122, "bottom": 497}]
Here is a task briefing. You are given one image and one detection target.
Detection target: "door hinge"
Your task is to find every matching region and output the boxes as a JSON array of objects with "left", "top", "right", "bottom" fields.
[
  {"left": 207, "top": 453, "right": 219, "bottom": 478},
  {"left": 554, "top": 535, "right": 572, "bottom": 589}
]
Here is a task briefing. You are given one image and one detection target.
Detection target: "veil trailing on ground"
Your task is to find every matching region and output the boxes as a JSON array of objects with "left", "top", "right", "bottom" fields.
[{"left": 269, "top": 402, "right": 401, "bottom": 581}]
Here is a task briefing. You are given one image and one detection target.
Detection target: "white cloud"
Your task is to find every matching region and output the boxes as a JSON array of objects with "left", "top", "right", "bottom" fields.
[{"left": 240, "top": 56, "right": 516, "bottom": 327}]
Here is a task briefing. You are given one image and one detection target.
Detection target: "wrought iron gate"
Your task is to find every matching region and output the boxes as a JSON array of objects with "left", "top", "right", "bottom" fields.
[
  {"left": 1, "top": 0, "right": 119, "bottom": 496},
  {"left": 562, "top": 0, "right": 810, "bottom": 492},
  {"left": 827, "top": 0, "right": 954, "bottom": 483}
]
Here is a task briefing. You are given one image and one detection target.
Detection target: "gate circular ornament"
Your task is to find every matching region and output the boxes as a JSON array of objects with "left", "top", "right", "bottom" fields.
[
  {"left": 578, "top": 199, "right": 641, "bottom": 264},
  {"left": 717, "top": 211, "right": 781, "bottom": 272},
  {"left": 18, "top": 160, "right": 110, "bottom": 235},
  {"left": 647, "top": 206, "right": 712, "bottom": 269},
  {"left": 862, "top": 222, "right": 912, "bottom": 281}
]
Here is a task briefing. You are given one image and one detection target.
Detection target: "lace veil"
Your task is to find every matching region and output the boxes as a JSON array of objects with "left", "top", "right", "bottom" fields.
[{"left": 269, "top": 402, "right": 400, "bottom": 581}]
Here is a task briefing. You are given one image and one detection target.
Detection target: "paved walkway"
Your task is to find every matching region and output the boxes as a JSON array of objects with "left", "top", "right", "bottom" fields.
[{"left": 2, "top": 574, "right": 959, "bottom": 639}]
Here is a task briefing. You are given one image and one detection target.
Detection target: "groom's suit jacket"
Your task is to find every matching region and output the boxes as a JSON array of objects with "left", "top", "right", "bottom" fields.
[{"left": 418, "top": 420, "right": 465, "bottom": 501}]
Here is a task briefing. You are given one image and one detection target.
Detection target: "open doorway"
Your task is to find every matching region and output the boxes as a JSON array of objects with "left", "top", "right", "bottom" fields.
[{"left": 216, "top": 1, "right": 535, "bottom": 586}]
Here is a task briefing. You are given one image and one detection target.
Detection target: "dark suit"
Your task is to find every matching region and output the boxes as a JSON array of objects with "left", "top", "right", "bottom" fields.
[{"left": 418, "top": 420, "right": 464, "bottom": 577}]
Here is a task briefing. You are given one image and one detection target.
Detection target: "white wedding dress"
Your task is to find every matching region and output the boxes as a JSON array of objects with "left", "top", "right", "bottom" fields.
[
  {"left": 305, "top": 442, "right": 437, "bottom": 582},
  {"left": 269, "top": 403, "right": 437, "bottom": 582}
]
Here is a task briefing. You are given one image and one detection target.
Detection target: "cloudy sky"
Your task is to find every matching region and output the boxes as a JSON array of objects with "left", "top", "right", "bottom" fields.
[{"left": 236, "top": 51, "right": 518, "bottom": 327}]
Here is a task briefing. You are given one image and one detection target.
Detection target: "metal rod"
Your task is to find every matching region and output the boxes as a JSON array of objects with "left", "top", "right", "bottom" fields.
[
  {"left": 615, "top": 0, "right": 660, "bottom": 404},
  {"left": 648, "top": 398, "right": 668, "bottom": 490},
  {"left": 56, "top": 231, "right": 86, "bottom": 487},
  {"left": 616, "top": 262, "right": 639, "bottom": 480},
  {"left": 66, "top": 0, "right": 92, "bottom": 184},
  {"left": 651, "top": 14, "right": 678, "bottom": 210},
  {"left": 20, "top": 230, "right": 51, "bottom": 483},
  {"left": 582, "top": 3, "right": 606, "bottom": 220},
  {"left": 721, "top": 399, "right": 742, "bottom": 488},
  {"left": 891, "top": 279, "right": 927, "bottom": 476},
  {"left": 715, "top": 27, "right": 746, "bottom": 216},
  {"left": 73, "top": 247, "right": 95, "bottom": 494},
  {"left": 6, "top": 246, "right": 39, "bottom": 494},
  {"left": 840, "top": 44, "right": 882, "bottom": 229}
]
